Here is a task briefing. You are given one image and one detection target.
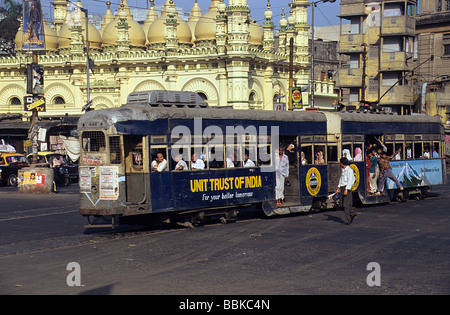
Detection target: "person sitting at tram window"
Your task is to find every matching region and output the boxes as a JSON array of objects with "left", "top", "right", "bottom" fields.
[
  {"left": 432, "top": 148, "right": 439, "bottom": 158},
  {"left": 315, "top": 151, "right": 325, "bottom": 164},
  {"left": 354, "top": 147, "right": 363, "bottom": 161},
  {"left": 151, "top": 152, "right": 167, "bottom": 172},
  {"left": 300, "top": 151, "right": 307, "bottom": 165},
  {"left": 406, "top": 146, "right": 412, "bottom": 159},
  {"left": 376, "top": 149, "right": 403, "bottom": 195},
  {"left": 423, "top": 147, "right": 430, "bottom": 159},
  {"left": 342, "top": 149, "right": 353, "bottom": 162},
  {"left": 243, "top": 153, "right": 255, "bottom": 167},
  {"left": 174, "top": 154, "right": 188, "bottom": 171},
  {"left": 191, "top": 152, "right": 205, "bottom": 170},
  {"left": 226, "top": 152, "right": 235, "bottom": 168}
]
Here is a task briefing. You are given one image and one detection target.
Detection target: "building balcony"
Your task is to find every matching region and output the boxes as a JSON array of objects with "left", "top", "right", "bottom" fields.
[
  {"left": 379, "top": 85, "right": 414, "bottom": 105},
  {"left": 336, "top": 67, "right": 363, "bottom": 87},
  {"left": 339, "top": 0, "right": 367, "bottom": 17},
  {"left": 381, "top": 15, "right": 415, "bottom": 37},
  {"left": 379, "top": 51, "right": 413, "bottom": 72},
  {"left": 338, "top": 33, "right": 365, "bottom": 53}
]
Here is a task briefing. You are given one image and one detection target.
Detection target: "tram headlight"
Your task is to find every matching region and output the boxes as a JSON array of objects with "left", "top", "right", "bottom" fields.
[{"left": 91, "top": 185, "right": 98, "bottom": 194}]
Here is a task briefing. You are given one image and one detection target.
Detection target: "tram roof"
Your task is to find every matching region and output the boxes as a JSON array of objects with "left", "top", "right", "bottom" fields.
[
  {"left": 78, "top": 106, "right": 328, "bottom": 130},
  {"left": 333, "top": 111, "right": 442, "bottom": 124}
]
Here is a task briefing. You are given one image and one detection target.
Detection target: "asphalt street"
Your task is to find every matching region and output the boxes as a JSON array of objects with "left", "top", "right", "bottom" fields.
[{"left": 0, "top": 181, "right": 449, "bottom": 296}]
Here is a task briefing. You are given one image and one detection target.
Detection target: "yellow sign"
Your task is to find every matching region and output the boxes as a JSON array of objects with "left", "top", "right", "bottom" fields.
[
  {"left": 306, "top": 167, "right": 321, "bottom": 196},
  {"left": 349, "top": 164, "right": 360, "bottom": 191}
]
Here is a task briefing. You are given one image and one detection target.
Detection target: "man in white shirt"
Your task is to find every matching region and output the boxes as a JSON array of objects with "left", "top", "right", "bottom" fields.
[
  {"left": 191, "top": 153, "right": 205, "bottom": 170},
  {"left": 174, "top": 154, "right": 188, "bottom": 171},
  {"left": 151, "top": 153, "right": 167, "bottom": 172},
  {"left": 335, "top": 157, "right": 356, "bottom": 224},
  {"left": 243, "top": 153, "right": 255, "bottom": 167},
  {"left": 275, "top": 148, "right": 289, "bottom": 207}
]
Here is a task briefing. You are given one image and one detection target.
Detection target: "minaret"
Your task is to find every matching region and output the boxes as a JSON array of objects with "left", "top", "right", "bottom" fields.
[
  {"left": 216, "top": 0, "right": 227, "bottom": 54},
  {"left": 165, "top": 0, "right": 179, "bottom": 50},
  {"left": 116, "top": 6, "right": 130, "bottom": 53},
  {"left": 226, "top": 0, "right": 250, "bottom": 109},
  {"left": 262, "top": 0, "right": 274, "bottom": 53},
  {"left": 278, "top": 8, "right": 287, "bottom": 54},
  {"left": 52, "top": 0, "right": 68, "bottom": 32},
  {"left": 100, "top": 1, "right": 114, "bottom": 35},
  {"left": 227, "top": 0, "right": 250, "bottom": 55}
]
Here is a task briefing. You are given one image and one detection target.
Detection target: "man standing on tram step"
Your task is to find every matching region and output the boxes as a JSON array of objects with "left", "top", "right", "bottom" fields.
[
  {"left": 275, "top": 147, "right": 289, "bottom": 208},
  {"left": 335, "top": 157, "right": 356, "bottom": 225},
  {"left": 376, "top": 148, "right": 403, "bottom": 194}
]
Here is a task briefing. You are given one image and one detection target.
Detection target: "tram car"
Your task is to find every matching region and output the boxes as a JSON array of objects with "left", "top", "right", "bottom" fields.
[{"left": 77, "top": 91, "right": 446, "bottom": 228}]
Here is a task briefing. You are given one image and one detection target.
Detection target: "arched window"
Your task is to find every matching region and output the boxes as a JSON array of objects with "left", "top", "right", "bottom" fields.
[
  {"left": 53, "top": 96, "right": 65, "bottom": 105},
  {"left": 9, "top": 97, "right": 21, "bottom": 105}
]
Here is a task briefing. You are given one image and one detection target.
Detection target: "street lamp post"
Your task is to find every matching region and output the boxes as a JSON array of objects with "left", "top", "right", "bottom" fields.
[{"left": 310, "top": 0, "right": 335, "bottom": 109}]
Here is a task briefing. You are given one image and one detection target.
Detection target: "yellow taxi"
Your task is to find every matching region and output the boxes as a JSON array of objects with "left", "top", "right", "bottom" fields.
[{"left": 0, "top": 151, "right": 30, "bottom": 186}]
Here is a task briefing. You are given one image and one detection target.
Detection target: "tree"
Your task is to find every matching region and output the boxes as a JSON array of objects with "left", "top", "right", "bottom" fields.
[{"left": 0, "top": 0, "right": 22, "bottom": 56}]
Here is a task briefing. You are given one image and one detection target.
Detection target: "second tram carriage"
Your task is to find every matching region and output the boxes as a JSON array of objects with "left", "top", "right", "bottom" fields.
[{"left": 77, "top": 91, "right": 447, "bottom": 227}]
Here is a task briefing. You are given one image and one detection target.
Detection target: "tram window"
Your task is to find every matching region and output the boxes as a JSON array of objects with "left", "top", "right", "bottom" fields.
[
  {"left": 353, "top": 144, "right": 363, "bottom": 161},
  {"left": 414, "top": 142, "right": 423, "bottom": 159},
  {"left": 172, "top": 146, "right": 190, "bottom": 171},
  {"left": 394, "top": 143, "right": 404, "bottom": 160},
  {"left": 385, "top": 143, "right": 394, "bottom": 156},
  {"left": 109, "top": 136, "right": 121, "bottom": 164},
  {"left": 82, "top": 131, "right": 106, "bottom": 152},
  {"left": 314, "top": 145, "right": 326, "bottom": 164},
  {"left": 208, "top": 145, "right": 224, "bottom": 169},
  {"left": 150, "top": 147, "right": 168, "bottom": 171},
  {"left": 301, "top": 145, "right": 312, "bottom": 165},
  {"left": 327, "top": 145, "right": 338, "bottom": 162},
  {"left": 257, "top": 144, "right": 271, "bottom": 166},
  {"left": 342, "top": 143, "right": 352, "bottom": 161},
  {"left": 423, "top": 143, "right": 431, "bottom": 159}
]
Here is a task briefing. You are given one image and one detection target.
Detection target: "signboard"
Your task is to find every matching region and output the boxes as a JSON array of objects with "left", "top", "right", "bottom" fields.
[
  {"left": 24, "top": 95, "right": 46, "bottom": 112},
  {"left": 27, "top": 64, "right": 44, "bottom": 94},
  {"left": 291, "top": 87, "right": 303, "bottom": 109},
  {"left": 22, "top": 0, "right": 46, "bottom": 52},
  {"left": 274, "top": 102, "right": 286, "bottom": 111}
]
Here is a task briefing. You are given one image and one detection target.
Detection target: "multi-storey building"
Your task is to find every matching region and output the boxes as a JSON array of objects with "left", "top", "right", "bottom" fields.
[
  {"left": 415, "top": 0, "right": 450, "bottom": 126},
  {"left": 337, "top": 0, "right": 418, "bottom": 114}
]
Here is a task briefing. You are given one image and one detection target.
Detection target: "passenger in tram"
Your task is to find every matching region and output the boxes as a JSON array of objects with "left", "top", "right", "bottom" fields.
[
  {"left": 367, "top": 149, "right": 379, "bottom": 194},
  {"left": 151, "top": 152, "right": 167, "bottom": 172},
  {"left": 315, "top": 151, "right": 325, "bottom": 164},
  {"left": 191, "top": 152, "right": 205, "bottom": 170},
  {"left": 300, "top": 151, "right": 307, "bottom": 165},
  {"left": 354, "top": 147, "right": 363, "bottom": 161},
  {"left": 226, "top": 151, "right": 235, "bottom": 168},
  {"left": 376, "top": 148, "right": 403, "bottom": 195},
  {"left": 423, "top": 147, "right": 430, "bottom": 159},
  {"left": 342, "top": 149, "right": 353, "bottom": 161},
  {"left": 406, "top": 146, "right": 412, "bottom": 159},
  {"left": 174, "top": 154, "right": 188, "bottom": 171},
  {"left": 243, "top": 153, "right": 255, "bottom": 167}
]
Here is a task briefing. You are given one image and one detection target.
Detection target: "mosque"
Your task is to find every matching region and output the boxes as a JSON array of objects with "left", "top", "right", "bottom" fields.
[{"left": 1, "top": 0, "right": 337, "bottom": 122}]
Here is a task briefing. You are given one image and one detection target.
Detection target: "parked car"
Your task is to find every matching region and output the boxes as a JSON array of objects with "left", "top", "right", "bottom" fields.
[
  {"left": 0, "top": 152, "right": 30, "bottom": 186},
  {"left": 27, "top": 152, "right": 78, "bottom": 184}
]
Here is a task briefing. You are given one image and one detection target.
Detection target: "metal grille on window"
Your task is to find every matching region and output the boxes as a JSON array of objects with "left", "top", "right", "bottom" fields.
[
  {"left": 109, "top": 136, "right": 121, "bottom": 164},
  {"left": 82, "top": 131, "right": 106, "bottom": 152}
]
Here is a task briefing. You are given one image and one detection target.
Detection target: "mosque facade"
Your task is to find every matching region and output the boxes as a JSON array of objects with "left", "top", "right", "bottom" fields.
[{"left": 0, "top": 0, "right": 336, "bottom": 121}]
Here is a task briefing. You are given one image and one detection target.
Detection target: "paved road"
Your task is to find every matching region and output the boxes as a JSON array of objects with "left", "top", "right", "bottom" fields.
[{"left": 0, "top": 182, "right": 449, "bottom": 296}]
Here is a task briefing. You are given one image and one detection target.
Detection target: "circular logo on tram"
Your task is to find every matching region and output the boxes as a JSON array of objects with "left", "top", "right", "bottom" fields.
[
  {"left": 306, "top": 167, "right": 322, "bottom": 196},
  {"left": 349, "top": 164, "right": 360, "bottom": 191}
]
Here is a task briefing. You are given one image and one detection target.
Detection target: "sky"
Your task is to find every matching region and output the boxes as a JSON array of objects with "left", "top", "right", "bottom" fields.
[{"left": 39, "top": 0, "right": 341, "bottom": 28}]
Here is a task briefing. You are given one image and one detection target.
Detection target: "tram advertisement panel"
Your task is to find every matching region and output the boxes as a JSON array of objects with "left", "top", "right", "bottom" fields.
[
  {"left": 387, "top": 159, "right": 444, "bottom": 189},
  {"left": 169, "top": 169, "right": 275, "bottom": 211}
]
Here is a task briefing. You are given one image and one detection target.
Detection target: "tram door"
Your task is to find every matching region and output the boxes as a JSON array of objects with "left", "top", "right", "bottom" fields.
[
  {"left": 124, "top": 135, "right": 149, "bottom": 204},
  {"left": 282, "top": 136, "right": 300, "bottom": 205}
]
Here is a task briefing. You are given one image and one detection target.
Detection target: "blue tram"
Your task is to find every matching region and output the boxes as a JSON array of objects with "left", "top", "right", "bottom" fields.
[{"left": 77, "top": 91, "right": 447, "bottom": 227}]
